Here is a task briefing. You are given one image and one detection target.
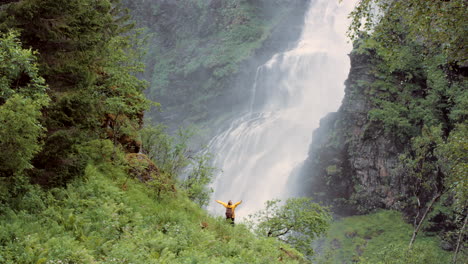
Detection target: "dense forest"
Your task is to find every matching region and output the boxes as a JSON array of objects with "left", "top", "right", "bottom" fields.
[{"left": 0, "top": 0, "right": 466, "bottom": 263}]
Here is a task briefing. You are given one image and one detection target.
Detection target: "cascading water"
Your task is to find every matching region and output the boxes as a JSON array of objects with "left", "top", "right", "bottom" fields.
[{"left": 208, "top": 0, "right": 357, "bottom": 220}]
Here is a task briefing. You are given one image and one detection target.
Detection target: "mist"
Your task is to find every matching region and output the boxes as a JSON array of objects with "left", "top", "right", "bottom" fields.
[{"left": 207, "top": 0, "right": 357, "bottom": 220}]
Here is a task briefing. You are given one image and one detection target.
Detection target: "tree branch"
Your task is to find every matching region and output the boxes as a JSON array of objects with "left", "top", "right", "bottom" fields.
[{"left": 409, "top": 191, "right": 442, "bottom": 248}]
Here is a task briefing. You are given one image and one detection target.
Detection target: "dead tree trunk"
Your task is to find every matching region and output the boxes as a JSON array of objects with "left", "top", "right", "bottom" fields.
[{"left": 409, "top": 192, "right": 442, "bottom": 248}]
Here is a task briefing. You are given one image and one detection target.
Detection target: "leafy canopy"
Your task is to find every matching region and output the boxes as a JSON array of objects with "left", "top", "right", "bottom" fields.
[
  {"left": 347, "top": 0, "right": 467, "bottom": 64},
  {"left": 0, "top": 31, "right": 50, "bottom": 205},
  {"left": 0, "top": 31, "right": 49, "bottom": 178},
  {"left": 247, "top": 197, "right": 331, "bottom": 257}
]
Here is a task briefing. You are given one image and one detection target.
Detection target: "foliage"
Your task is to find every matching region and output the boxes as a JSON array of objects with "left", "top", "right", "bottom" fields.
[
  {"left": 348, "top": 0, "right": 467, "bottom": 65},
  {"left": 180, "top": 153, "right": 217, "bottom": 207},
  {"left": 140, "top": 124, "right": 194, "bottom": 178},
  {"left": 247, "top": 197, "right": 331, "bottom": 257},
  {"left": 74, "top": 139, "right": 117, "bottom": 166},
  {"left": 123, "top": 0, "right": 305, "bottom": 125},
  {"left": 399, "top": 126, "right": 444, "bottom": 192},
  {"left": 0, "top": 1, "right": 306, "bottom": 263},
  {"left": 436, "top": 123, "right": 468, "bottom": 208},
  {"left": 315, "top": 210, "right": 452, "bottom": 264},
  {"left": 0, "top": 95, "right": 46, "bottom": 178},
  {"left": 0, "top": 31, "right": 48, "bottom": 103},
  {"left": 140, "top": 124, "right": 217, "bottom": 206},
  {"left": 0, "top": 31, "right": 50, "bottom": 204},
  {"left": 0, "top": 0, "right": 150, "bottom": 188},
  {"left": 349, "top": 0, "right": 467, "bottom": 142},
  {"left": 345, "top": 0, "right": 468, "bottom": 249},
  {"left": 0, "top": 165, "right": 308, "bottom": 263}
]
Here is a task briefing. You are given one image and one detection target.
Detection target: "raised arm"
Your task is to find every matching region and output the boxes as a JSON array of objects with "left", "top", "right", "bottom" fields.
[
  {"left": 215, "top": 200, "right": 227, "bottom": 207},
  {"left": 234, "top": 200, "right": 242, "bottom": 206}
]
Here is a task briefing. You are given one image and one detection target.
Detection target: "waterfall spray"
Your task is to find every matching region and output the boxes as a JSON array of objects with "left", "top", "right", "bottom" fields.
[{"left": 208, "top": 0, "right": 357, "bottom": 220}]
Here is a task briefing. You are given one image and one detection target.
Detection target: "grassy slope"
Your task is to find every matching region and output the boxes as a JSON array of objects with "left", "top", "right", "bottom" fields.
[
  {"left": 315, "top": 210, "right": 453, "bottom": 264},
  {"left": 0, "top": 165, "right": 306, "bottom": 264}
]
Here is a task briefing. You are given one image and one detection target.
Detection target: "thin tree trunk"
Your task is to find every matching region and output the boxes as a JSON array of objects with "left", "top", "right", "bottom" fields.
[
  {"left": 452, "top": 212, "right": 467, "bottom": 264},
  {"left": 409, "top": 192, "right": 442, "bottom": 248}
]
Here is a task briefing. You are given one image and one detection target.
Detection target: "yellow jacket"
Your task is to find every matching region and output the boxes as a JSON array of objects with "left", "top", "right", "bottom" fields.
[{"left": 215, "top": 200, "right": 242, "bottom": 218}]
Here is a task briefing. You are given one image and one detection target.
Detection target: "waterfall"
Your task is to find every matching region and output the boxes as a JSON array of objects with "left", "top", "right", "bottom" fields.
[{"left": 207, "top": 0, "right": 356, "bottom": 220}]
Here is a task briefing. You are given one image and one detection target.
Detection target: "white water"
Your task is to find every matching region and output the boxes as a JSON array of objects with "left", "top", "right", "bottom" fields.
[{"left": 208, "top": 0, "right": 356, "bottom": 220}]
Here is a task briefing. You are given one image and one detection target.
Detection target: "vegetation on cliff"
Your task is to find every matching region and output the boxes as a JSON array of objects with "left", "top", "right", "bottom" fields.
[
  {"left": 351, "top": 0, "right": 467, "bottom": 252},
  {"left": 302, "top": 0, "right": 467, "bottom": 261},
  {"left": 123, "top": 0, "right": 309, "bottom": 127}
]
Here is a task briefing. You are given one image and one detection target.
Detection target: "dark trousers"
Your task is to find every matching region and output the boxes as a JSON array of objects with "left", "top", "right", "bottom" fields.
[{"left": 226, "top": 217, "right": 235, "bottom": 225}]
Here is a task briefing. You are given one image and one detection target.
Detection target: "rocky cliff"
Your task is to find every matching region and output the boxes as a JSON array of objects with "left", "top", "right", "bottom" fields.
[
  {"left": 297, "top": 1, "right": 468, "bottom": 249},
  {"left": 299, "top": 36, "right": 466, "bottom": 233},
  {"left": 297, "top": 48, "right": 403, "bottom": 214}
]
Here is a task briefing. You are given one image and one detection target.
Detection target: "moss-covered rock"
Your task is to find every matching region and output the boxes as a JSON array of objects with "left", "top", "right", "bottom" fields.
[{"left": 125, "top": 153, "right": 160, "bottom": 182}]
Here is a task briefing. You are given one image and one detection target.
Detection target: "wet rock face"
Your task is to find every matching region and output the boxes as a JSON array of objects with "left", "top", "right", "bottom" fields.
[{"left": 298, "top": 50, "right": 409, "bottom": 215}]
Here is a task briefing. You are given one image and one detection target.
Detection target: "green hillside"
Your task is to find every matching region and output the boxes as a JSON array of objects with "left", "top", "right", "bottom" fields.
[
  {"left": 316, "top": 210, "right": 452, "bottom": 264},
  {"left": 0, "top": 164, "right": 306, "bottom": 263}
]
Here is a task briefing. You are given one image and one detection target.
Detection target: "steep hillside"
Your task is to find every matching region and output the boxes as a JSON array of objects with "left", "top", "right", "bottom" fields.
[{"left": 0, "top": 164, "right": 307, "bottom": 263}]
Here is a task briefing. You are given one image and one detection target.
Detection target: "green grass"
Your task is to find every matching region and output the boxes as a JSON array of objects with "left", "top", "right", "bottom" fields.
[
  {"left": 315, "top": 210, "right": 453, "bottom": 264},
  {"left": 0, "top": 165, "right": 306, "bottom": 264}
]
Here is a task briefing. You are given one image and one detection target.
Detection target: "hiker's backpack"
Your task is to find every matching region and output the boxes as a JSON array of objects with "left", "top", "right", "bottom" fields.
[{"left": 225, "top": 207, "right": 233, "bottom": 218}]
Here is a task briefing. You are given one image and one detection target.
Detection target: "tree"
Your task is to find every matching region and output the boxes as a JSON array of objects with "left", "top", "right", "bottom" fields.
[
  {"left": 0, "top": 0, "right": 150, "bottom": 186},
  {"left": 140, "top": 125, "right": 195, "bottom": 178},
  {"left": 397, "top": 126, "right": 445, "bottom": 248},
  {"left": 247, "top": 197, "right": 331, "bottom": 257},
  {"left": 104, "top": 96, "right": 141, "bottom": 160},
  {"left": 347, "top": 0, "right": 467, "bottom": 65},
  {"left": 0, "top": 31, "right": 49, "bottom": 204},
  {"left": 436, "top": 123, "right": 468, "bottom": 263},
  {"left": 180, "top": 153, "right": 217, "bottom": 207},
  {"left": 140, "top": 124, "right": 217, "bottom": 204},
  {"left": 436, "top": 123, "right": 468, "bottom": 210},
  {"left": 347, "top": 0, "right": 467, "bottom": 252}
]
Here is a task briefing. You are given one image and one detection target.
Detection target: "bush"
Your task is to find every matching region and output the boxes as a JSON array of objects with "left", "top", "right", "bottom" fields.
[
  {"left": 248, "top": 197, "right": 331, "bottom": 257},
  {"left": 180, "top": 153, "right": 216, "bottom": 207}
]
